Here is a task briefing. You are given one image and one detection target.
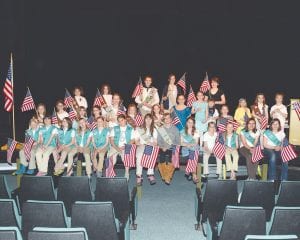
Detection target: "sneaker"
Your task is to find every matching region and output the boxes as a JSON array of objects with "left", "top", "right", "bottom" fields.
[
  {"left": 53, "top": 169, "right": 64, "bottom": 176},
  {"left": 136, "top": 176, "right": 143, "bottom": 186},
  {"left": 185, "top": 174, "right": 192, "bottom": 181},
  {"left": 96, "top": 171, "right": 102, "bottom": 178},
  {"left": 147, "top": 175, "right": 156, "bottom": 185},
  {"left": 36, "top": 171, "right": 46, "bottom": 176},
  {"left": 124, "top": 172, "right": 129, "bottom": 181}
]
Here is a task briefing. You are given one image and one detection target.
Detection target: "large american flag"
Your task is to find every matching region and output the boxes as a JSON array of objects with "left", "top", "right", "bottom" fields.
[
  {"left": 87, "top": 116, "right": 97, "bottom": 130},
  {"left": 51, "top": 109, "right": 58, "bottom": 125},
  {"left": 24, "top": 134, "right": 35, "bottom": 161},
  {"left": 187, "top": 85, "right": 196, "bottom": 107},
  {"left": 171, "top": 145, "right": 181, "bottom": 169},
  {"left": 292, "top": 101, "right": 300, "bottom": 120},
  {"left": 141, "top": 145, "right": 160, "bottom": 169},
  {"left": 64, "top": 89, "right": 73, "bottom": 108},
  {"left": 132, "top": 77, "right": 143, "bottom": 98},
  {"left": 212, "top": 134, "right": 226, "bottom": 160},
  {"left": 93, "top": 88, "right": 106, "bottom": 106},
  {"left": 260, "top": 116, "right": 268, "bottom": 130},
  {"left": 185, "top": 150, "right": 199, "bottom": 174},
  {"left": 3, "top": 56, "right": 13, "bottom": 112},
  {"left": 123, "top": 144, "right": 137, "bottom": 167},
  {"left": 134, "top": 111, "right": 144, "bottom": 127},
  {"left": 281, "top": 137, "right": 297, "bottom": 162},
  {"left": 199, "top": 72, "right": 210, "bottom": 93},
  {"left": 251, "top": 139, "right": 264, "bottom": 163},
  {"left": 177, "top": 73, "right": 187, "bottom": 94},
  {"left": 21, "top": 88, "right": 35, "bottom": 112},
  {"left": 7, "top": 138, "right": 17, "bottom": 164},
  {"left": 68, "top": 107, "right": 77, "bottom": 121},
  {"left": 105, "top": 156, "right": 116, "bottom": 178}
]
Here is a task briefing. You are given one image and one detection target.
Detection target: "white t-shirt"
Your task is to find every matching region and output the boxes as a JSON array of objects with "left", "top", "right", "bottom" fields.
[
  {"left": 240, "top": 130, "right": 260, "bottom": 148},
  {"left": 270, "top": 104, "right": 287, "bottom": 130},
  {"left": 135, "top": 128, "right": 158, "bottom": 145},
  {"left": 264, "top": 131, "right": 285, "bottom": 147},
  {"left": 57, "top": 111, "right": 69, "bottom": 121},
  {"left": 103, "top": 94, "right": 112, "bottom": 106},
  {"left": 75, "top": 96, "right": 88, "bottom": 109},
  {"left": 110, "top": 126, "right": 135, "bottom": 147},
  {"left": 203, "top": 132, "right": 217, "bottom": 151}
]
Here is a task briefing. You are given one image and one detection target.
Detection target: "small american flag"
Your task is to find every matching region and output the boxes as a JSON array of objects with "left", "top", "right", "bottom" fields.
[
  {"left": 124, "top": 144, "right": 137, "bottom": 167},
  {"left": 105, "top": 156, "right": 116, "bottom": 178},
  {"left": 218, "top": 119, "right": 239, "bottom": 133},
  {"left": 87, "top": 116, "right": 97, "bottom": 130},
  {"left": 260, "top": 116, "right": 268, "bottom": 130},
  {"left": 117, "top": 103, "right": 126, "bottom": 116},
  {"left": 292, "top": 102, "right": 300, "bottom": 120},
  {"left": 187, "top": 85, "right": 196, "bottom": 107},
  {"left": 21, "top": 88, "right": 35, "bottom": 112},
  {"left": 281, "top": 137, "right": 297, "bottom": 162},
  {"left": 3, "top": 55, "right": 14, "bottom": 112},
  {"left": 177, "top": 73, "right": 187, "bottom": 94},
  {"left": 141, "top": 145, "right": 160, "bottom": 169},
  {"left": 64, "top": 89, "right": 73, "bottom": 108},
  {"left": 199, "top": 72, "right": 210, "bottom": 93},
  {"left": 185, "top": 150, "right": 199, "bottom": 173},
  {"left": 68, "top": 107, "right": 77, "bottom": 121},
  {"left": 24, "top": 134, "right": 35, "bottom": 161},
  {"left": 171, "top": 145, "right": 181, "bottom": 169},
  {"left": 132, "top": 77, "right": 143, "bottom": 98},
  {"left": 134, "top": 111, "right": 144, "bottom": 127},
  {"left": 93, "top": 88, "right": 106, "bottom": 106},
  {"left": 213, "top": 134, "right": 226, "bottom": 160},
  {"left": 51, "top": 109, "right": 58, "bottom": 125},
  {"left": 7, "top": 138, "right": 17, "bottom": 164},
  {"left": 171, "top": 111, "right": 181, "bottom": 126},
  {"left": 251, "top": 139, "right": 264, "bottom": 163}
]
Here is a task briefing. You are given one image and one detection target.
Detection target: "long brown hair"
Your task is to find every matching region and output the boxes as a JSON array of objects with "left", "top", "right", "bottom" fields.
[
  {"left": 142, "top": 113, "right": 155, "bottom": 136},
  {"left": 254, "top": 93, "right": 266, "bottom": 106},
  {"left": 100, "top": 84, "right": 112, "bottom": 95},
  {"left": 184, "top": 117, "right": 196, "bottom": 136}
]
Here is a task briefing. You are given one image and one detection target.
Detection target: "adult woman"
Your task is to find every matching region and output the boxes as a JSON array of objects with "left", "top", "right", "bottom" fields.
[
  {"left": 161, "top": 74, "right": 180, "bottom": 111},
  {"left": 251, "top": 93, "right": 269, "bottom": 131},
  {"left": 204, "top": 76, "right": 226, "bottom": 110},
  {"left": 172, "top": 94, "right": 191, "bottom": 131},
  {"left": 151, "top": 104, "right": 164, "bottom": 127},
  {"left": 234, "top": 98, "right": 252, "bottom": 134}
]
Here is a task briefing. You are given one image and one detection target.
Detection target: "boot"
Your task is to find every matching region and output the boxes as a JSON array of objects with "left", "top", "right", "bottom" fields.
[
  {"left": 165, "top": 163, "right": 175, "bottom": 184},
  {"left": 158, "top": 163, "right": 166, "bottom": 181},
  {"left": 14, "top": 164, "right": 27, "bottom": 175}
]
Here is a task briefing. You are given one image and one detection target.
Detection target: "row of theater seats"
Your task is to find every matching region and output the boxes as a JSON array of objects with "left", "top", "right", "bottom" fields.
[
  {"left": 195, "top": 180, "right": 300, "bottom": 240},
  {"left": 0, "top": 175, "right": 137, "bottom": 240}
]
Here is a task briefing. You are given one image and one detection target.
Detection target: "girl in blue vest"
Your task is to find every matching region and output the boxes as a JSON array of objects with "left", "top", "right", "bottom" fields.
[
  {"left": 109, "top": 114, "right": 135, "bottom": 180},
  {"left": 92, "top": 116, "right": 110, "bottom": 177},
  {"left": 54, "top": 117, "right": 76, "bottom": 176},
  {"left": 223, "top": 122, "right": 239, "bottom": 180},
  {"left": 263, "top": 118, "right": 287, "bottom": 181},
  {"left": 35, "top": 116, "right": 58, "bottom": 176},
  {"left": 15, "top": 118, "right": 40, "bottom": 175}
]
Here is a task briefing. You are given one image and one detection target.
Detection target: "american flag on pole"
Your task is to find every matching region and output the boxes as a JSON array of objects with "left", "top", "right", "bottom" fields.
[
  {"left": 93, "top": 88, "right": 106, "bottom": 106},
  {"left": 218, "top": 119, "right": 239, "bottom": 133},
  {"left": 132, "top": 77, "right": 143, "bottom": 98},
  {"left": 87, "top": 116, "right": 97, "bottom": 130},
  {"left": 134, "top": 111, "right": 144, "bottom": 127},
  {"left": 64, "top": 89, "right": 73, "bottom": 108},
  {"left": 51, "top": 109, "right": 58, "bottom": 125},
  {"left": 171, "top": 110, "right": 181, "bottom": 126},
  {"left": 281, "top": 137, "right": 297, "bottom": 162},
  {"left": 3, "top": 55, "right": 13, "bottom": 112},
  {"left": 105, "top": 156, "right": 116, "bottom": 178},
  {"left": 117, "top": 103, "right": 126, "bottom": 116},
  {"left": 7, "top": 138, "right": 17, "bottom": 164},
  {"left": 141, "top": 145, "right": 159, "bottom": 169},
  {"left": 185, "top": 150, "right": 199, "bottom": 174},
  {"left": 212, "top": 134, "right": 226, "bottom": 160},
  {"left": 171, "top": 145, "right": 181, "bottom": 169},
  {"left": 260, "top": 116, "right": 268, "bottom": 130},
  {"left": 251, "top": 139, "right": 264, "bottom": 163},
  {"left": 68, "top": 107, "right": 77, "bottom": 121},
  {"left": 177, "top": 73, "right": 187, "bottom": 94},
  {"left": 123, "top": 144, "right": 137, "bottom": 167},
  {"left": 199, "top": 72, "right": 210, "bottom": 93},
  {"left": 187, "top": 85, "right": 196, "bottom": 107},
  {"left": 24, "top": 134, "right": 35, "bottom": 161},
  {"left": 21, "top": 88, "right": 35, "bottom": 112},
  {"left": 292, "top": 101, "right": 300, "bottom": 120}
]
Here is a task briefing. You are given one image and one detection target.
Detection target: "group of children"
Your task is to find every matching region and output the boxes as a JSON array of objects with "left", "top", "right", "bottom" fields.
[{"left": 14, "top": 75, "right": 292, "bottom": 184}]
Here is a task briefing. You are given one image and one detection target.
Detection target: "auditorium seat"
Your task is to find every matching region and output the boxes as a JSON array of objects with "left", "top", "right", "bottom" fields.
[
  {"left": 57, "top": 176, "right": 92, "bottom": 217},
  {"left": 239, "top": 181, "right": 275, "bottom": 221},
  {"left": 28, "top": 227, "right": 88, "bottom": 240},
  {"left": 245, "top": 235, "right": 298, "bottom": 240},
  {"left": 276, "top": 181, "right": 300, "bottom": 207},
  {"left": 0, "top": 199, "right": 21, "bottom": 229},
  {"left": 22, "top": 200, "right": 68, "bottom": 240},
  {"left": 206, "top": 206, "right": 266, "bottom": 240},
  {"left": 0, "top": 175, "right": 10, "bottom": 199},
  {"left": 95, "top": 177, "right": 137, "bottom": 240},
  {"left": 0, "top": 227, "right": 23, "bottom": 240},
  {"left": 268, "top": 207, "right": 300, "bottom": 237},
  {"left": 71, "top": 202, "right": 119, "bottom": 240},
  {"left": 195, "top": 180, "right": 238, "bottom": 234}
]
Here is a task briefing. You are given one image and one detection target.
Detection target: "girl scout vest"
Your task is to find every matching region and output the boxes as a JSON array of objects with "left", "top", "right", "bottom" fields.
[
  {"left": 223, "top": 132, "right": 238, "bottom": 148},
  {"left": 93, "top": 128, "right": 109, "bottom": 148},
  {"left": 59, "top": 128, "right": 75, "bottom": 146},
  {"left": 264, "top": 130, "right": 281, "bottom": 146},
  {"left": 76, "top": 130, "right": 91, "bottom": 147},
  {"left": 26, "top": 128, "right": 40, "bottom": 142},
  {"left": 41, "top": 125, "right": 57, "bottom": 147},
  {"left": 113, "top": 125, "right": 133, "bottom": 146}
]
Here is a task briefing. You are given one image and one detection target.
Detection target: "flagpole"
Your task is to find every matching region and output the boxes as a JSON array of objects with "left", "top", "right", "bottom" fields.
[{"left": 11, "top": 53, "right": 16, "bottom": 140}]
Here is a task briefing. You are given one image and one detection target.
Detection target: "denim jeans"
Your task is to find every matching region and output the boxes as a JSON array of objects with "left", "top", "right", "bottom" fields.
[{"left": 264, "top": 148, "right": 288, "bottom": 181}]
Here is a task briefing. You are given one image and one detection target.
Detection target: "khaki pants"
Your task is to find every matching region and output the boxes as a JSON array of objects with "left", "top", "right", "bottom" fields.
[
  {"left": 35, "top": 146, "right": 56, "bottom": 173},
  {"left": 54, "top": 147, "right": 76, "bottom": 172},
  {"left": 203, "top": 152, "right": 222, "bottom": 175},
  {"left": 19, "top": 145, "right": 38, "bottom": 169},
  {"left": 136, "top": 145, "right": 154, "bottom": 176},
  {"left": 225, "top": 148, "right": 239, "bottom": 172},
  {"left": 69, "top": 147, "right": 92, "bottom": 176},
  {"left": 93, "top": 148, "right": 107, "bottom": 172}
]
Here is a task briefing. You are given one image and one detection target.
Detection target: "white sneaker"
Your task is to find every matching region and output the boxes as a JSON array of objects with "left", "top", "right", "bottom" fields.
[{"left": 124, "top": 172, "right": 129, "bottom": 181}]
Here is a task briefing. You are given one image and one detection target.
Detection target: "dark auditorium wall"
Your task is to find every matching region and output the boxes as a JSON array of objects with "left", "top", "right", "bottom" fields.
[{"left": 1, "top": 0, "right": 300, "bottom": 142}]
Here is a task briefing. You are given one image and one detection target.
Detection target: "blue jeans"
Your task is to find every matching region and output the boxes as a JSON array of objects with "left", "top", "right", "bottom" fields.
[{"left": 264, "top": 148, "right": 288, "bottom": 181}]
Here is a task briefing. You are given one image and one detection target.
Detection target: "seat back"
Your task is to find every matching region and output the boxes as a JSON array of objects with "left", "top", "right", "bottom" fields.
[
  {"left": 95, "top": 178, "right": 130, "bottom": 225},
  {"left": 22, "top": 201, "right": 67, "bottom": 240},
  {"left": 202, "top": 180, "right": 238, "bottom": 223},
  {"left": 276, "top": 181, "right": 300, "bottom": 207},
  {"left": 0, "top": 175, "right": 10, "bottom": 199},
  {"left": 269, "top": 207, "right": 300, "bottom": 237},
  {"left": 57, "top": 176, "right": 92, "bottom": 217},
  {"left": 219, "top": 206, "right": 266, "bottom": 240},
  {"left": 0, "top": 199, "right": 21, "bottom": 229},
  {"left": 71, "top": 202, "right": 118, "bottom": 240},
  {"left": 28, "top": 227, "right": 88, "bottom": 240},
  {"left": 239, "top": 181, "right": 275, "bottom": 221},
  {"left": 0, "top": 227, "right": 22, "bottom": 240},
  {"left": 19, "top": 176, "right": 56, "bottom": 210},
  {"left": 245, "top": 235, "right": 299, "bottom": 240}
]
